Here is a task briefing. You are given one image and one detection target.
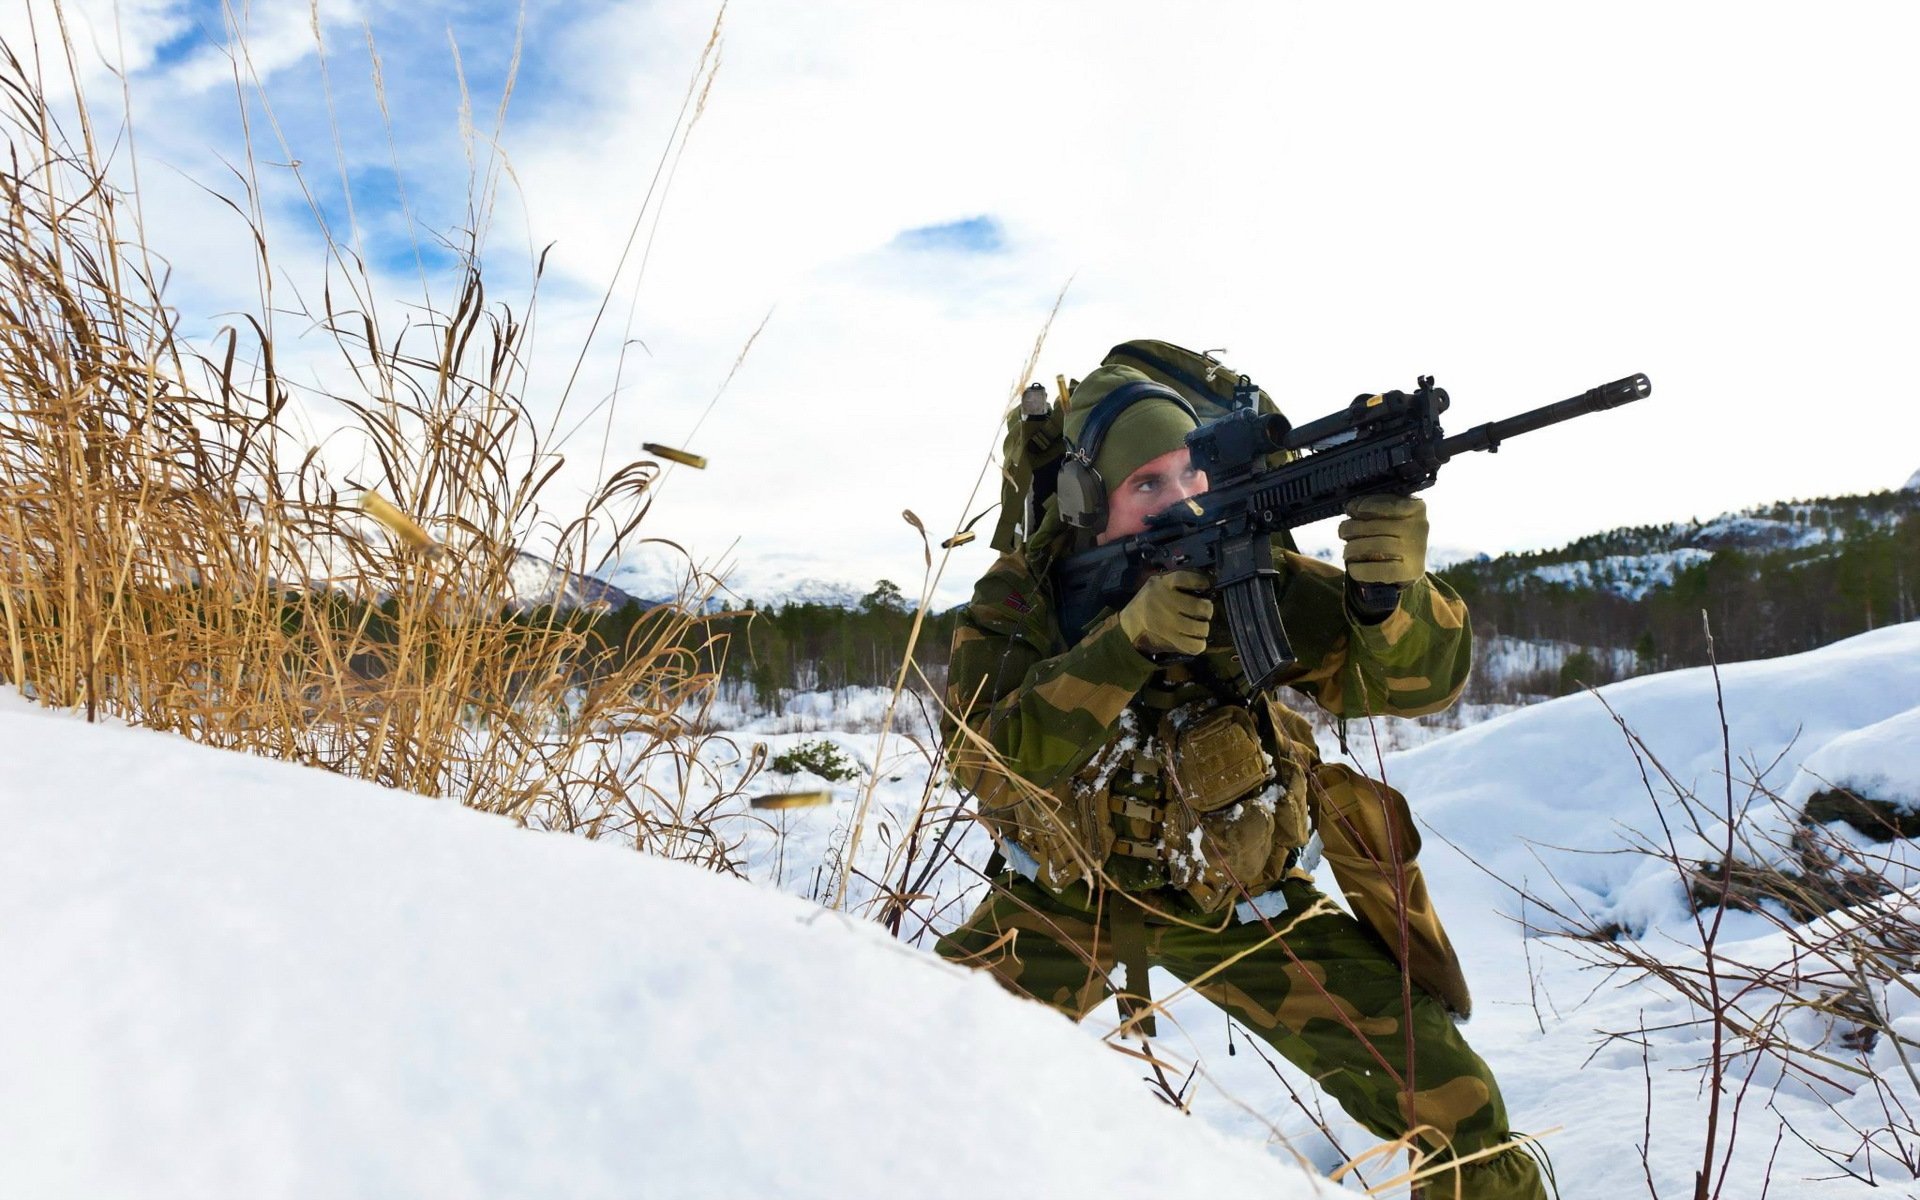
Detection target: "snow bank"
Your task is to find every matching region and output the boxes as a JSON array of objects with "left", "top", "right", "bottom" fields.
[
  {"left": 1778, "top": 704, "right": 1920, "bottom": 816},
  {"left": 1382, "top": 622, "right": 1920, "bottom": 936},
  {"left": 0, "top": 693, "right": 1316, "bottom": 1200}
]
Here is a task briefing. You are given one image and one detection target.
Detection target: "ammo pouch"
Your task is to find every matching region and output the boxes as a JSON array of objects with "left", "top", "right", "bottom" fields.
[
  {"left": 1159, "top": 706, "right": 1277, "bottom": 911},
  {"left": 1088, "top": 701, "right": 1316, "bottom": 913},
  {"left": 1312, "top": 763, "right": 1473, "bottom": 1018}
]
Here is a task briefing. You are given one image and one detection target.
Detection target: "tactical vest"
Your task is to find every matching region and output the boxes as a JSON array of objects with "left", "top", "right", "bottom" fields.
[{"left": 1069, "top": 653, "right": 1317, "bottom": 913}]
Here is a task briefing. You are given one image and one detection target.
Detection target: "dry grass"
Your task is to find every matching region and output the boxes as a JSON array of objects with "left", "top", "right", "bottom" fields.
[{"left": 0, "top": 22, "right": 748, "bottom": 865}]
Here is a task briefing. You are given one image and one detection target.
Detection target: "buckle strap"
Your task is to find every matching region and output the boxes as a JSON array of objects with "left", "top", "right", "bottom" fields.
[
  {"left": 1110, "top": 837, "right": 1167, "bottom": 861},
  {"left": 1106, "top": 795, "right": 1160, "bottom": 824}
]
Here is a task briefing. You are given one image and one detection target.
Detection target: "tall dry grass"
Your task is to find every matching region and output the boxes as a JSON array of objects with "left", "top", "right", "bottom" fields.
[{"left": 0, "top": 24, "right": 746, "bottom": 865}]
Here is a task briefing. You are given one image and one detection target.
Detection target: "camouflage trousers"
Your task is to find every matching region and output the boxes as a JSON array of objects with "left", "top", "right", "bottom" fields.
[{"left": 935, "top": 874, "right": 1547, "bottom": 1200}]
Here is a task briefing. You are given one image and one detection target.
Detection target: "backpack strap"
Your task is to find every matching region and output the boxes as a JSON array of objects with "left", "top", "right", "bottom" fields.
[{"left": 990, "top": 381, "right": 1067, "bottom": 553}]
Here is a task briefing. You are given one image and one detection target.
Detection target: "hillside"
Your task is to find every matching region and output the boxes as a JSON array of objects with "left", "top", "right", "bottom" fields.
[
  {"left": 9, "top": 617, "right": 1920, "bottom": 1196},
  {"left": 0, "top": 691, "right": 1309, "bottom": 1200},
  {"left": 1438, "top": 486, "right": 1920, "bottom": 676},
  {"left": 655, "top": 623, "right": 1920, "bottom": 1196}
]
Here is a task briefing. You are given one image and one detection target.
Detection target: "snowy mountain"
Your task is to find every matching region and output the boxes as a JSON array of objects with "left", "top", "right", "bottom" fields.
[
  {"left": 606, "top": 545, "right": 877, "bottom": 611},
  {"left": 1439, "top": 485, "right": 1918, "bottom": 679},
  {"left": 1450, "top": 487, "right": 1919, "bottom": 603},
  {"left": 1520, "top": 546, "right": 1715, "bottom": 600},
  {"left": 1905, "top": 466, "right": 1920, "bottom": 492},
  {"left": 504, "top": 550, "right": 640, "bottom": 612}
]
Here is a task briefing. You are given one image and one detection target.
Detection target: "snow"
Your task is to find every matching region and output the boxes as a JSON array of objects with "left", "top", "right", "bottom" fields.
[
  {"left": 13, "top": 616, "right": 1920, "bottom": 1197},
  {"left": 607, "top": 545, "right": 881, "bottom": 611},
  {"left": 621, "top": 622, "right": 1920, "bottom": 1196},
  {"left": 1525, "top": 547, "right": 1714, "bottom": 598},
  {"left": 700, "top": 684, "right": 936, "bottom": 736},
  {"left": 505, "top": 549, "right": 639, "bottom": 612},
  {"left": 1391, "top": 623, "right": 1920, "bottom": 936},
  {"left": 1778, "top": 705, "right": 1920, "bottom": 817},
  {"left": 0, "top": 692, "right": 1315, "bottom": 1200},
  {"left": 1690, "top": 513, "right": 1844, "bottom": 552},
  {"left": 1319, "top": 623, "right": 1920, "bottom": 1195},
  {"left": 1473, "top": 633, "right": 1636, "bottom": 686},
  {"left": 1905, "top": 466, "right": 1920, "bottom": 492}
]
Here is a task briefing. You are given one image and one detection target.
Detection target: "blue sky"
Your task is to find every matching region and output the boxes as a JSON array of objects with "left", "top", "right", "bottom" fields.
[
  {"left": 8, "top": 0, "right": 1919, "bottom": 605},
  {"left": 892, "top": 217, "right": 1006, "bottom": 256}
]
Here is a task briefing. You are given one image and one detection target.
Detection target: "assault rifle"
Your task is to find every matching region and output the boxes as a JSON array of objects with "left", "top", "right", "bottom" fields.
[{"left": 1055, "top": 373, "right": 1652, "bottom": 693}]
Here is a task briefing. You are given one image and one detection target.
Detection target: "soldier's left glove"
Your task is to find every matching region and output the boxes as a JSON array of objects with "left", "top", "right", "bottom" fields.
[{"left": 1338, "top": 494, "right": 1428, "bottom": 587}]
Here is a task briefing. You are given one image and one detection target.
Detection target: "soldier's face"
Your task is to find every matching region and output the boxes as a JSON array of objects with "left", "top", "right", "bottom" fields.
[{"left": 1096, "top": 446, "right": 1210, "bottom": 545}]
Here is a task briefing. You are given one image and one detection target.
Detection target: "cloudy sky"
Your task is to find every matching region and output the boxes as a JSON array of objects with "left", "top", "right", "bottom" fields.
[{"left": 9, "top": 0, "right": 1919, "bottom": 606}]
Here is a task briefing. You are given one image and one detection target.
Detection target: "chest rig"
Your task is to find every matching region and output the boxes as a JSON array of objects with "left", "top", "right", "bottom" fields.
[{"left": 1075, "top": 650, "right": 1317, "bottom": 913}]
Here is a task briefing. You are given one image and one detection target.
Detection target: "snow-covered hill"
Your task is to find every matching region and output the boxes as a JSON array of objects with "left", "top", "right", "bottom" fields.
[
  {"left": 12, "top": 619, "right": 1920, "bottom": 1197},
  {"left": 1453, "top": 488, "right": 1918, "bottom": 604},
  {"left": 664, "top": 623, "right": 1920, "bottom": 1196},
  {"left": 0, "top": 692, "right": 1310, "bottom": 1200}
]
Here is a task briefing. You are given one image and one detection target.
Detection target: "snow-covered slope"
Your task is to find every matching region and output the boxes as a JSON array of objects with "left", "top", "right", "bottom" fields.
[
  {"left": 1370, "top": 624, "right": 1920, "bottom": 1196},
  {"left": 0, "top": 693, "right": 1313, "bottom": 1200},
  {"left": 1777, "top": 705, "right": 1920, "bottom": 817},
  {"left": 629, "top": 623, "right": 1920, "bottom": 1196},
  {"left": 1394, "top": 622, "right": 1920, "bottom": 934},
  {"left": 15, "top": 618, "right": 1920, "bottom": 1198}
]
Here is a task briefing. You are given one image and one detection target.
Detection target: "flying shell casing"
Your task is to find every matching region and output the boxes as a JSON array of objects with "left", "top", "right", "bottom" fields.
[
  {"left": 749, "top": 790, "right": 832, "bottom": 810},
  {"left": 643, "top": 443, "right": 708, "bottom": 469},
  {"left": 358, "top": 491, "right": 441, "bottom": 556}
]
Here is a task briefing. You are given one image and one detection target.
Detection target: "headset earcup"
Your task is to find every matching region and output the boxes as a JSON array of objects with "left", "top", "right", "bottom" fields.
[
  {"left": 1056, "top": 459, "right": 1106, "bottom": 530},
  {"left": 1057, "top": 378, "right": 1192, "bottom": 532}
]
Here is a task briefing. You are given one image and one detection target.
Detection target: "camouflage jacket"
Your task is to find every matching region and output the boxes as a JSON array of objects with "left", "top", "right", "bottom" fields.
[{"left": 943, "top": 526, "right": 1472, "bottom": 909}]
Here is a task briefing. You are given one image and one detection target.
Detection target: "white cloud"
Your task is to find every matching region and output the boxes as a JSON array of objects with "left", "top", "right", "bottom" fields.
[
  {"left": 0, "top": 0, "right": 189, "bottom": 98},
  {"left": 16, "top": 0, "right": 1920, "bottom": 603}
]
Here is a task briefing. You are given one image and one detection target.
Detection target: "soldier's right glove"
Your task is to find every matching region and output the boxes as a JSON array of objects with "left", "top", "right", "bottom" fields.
[{"left": 1119, "top": 570, "right": 1213, "bottom": 656}]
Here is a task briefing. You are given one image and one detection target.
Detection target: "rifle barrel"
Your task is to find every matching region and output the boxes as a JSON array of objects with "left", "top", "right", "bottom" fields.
[{"left": 1438, "top": 373, "right": 1650, "bottom": 459}]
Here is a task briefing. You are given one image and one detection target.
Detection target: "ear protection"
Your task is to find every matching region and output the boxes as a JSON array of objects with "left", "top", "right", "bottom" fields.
[{"left": 1056, "top": 380, "right": 1198, "bottom": 530}]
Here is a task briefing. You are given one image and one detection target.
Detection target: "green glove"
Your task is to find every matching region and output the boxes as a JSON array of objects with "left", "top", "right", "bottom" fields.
[
  {"left": 1339, "top": 495, "right": 1428, "bottom": 586},
  {"left": 1119, "top": 570, "right": 1213, "bottom": 656}
]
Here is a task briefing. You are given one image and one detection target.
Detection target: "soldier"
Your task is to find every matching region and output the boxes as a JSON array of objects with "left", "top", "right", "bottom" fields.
[{"left": 936, "top": 345, "right": 1548, "bottom": 1200}]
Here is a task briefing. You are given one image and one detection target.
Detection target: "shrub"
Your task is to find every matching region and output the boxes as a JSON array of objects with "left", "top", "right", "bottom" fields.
[{"left": 772, "top": 739, "right": 861, "bottom": 782}]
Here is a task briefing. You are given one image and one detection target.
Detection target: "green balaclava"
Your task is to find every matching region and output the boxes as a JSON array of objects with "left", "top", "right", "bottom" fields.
[{"left": 1063, "top": 364, "right": 1198, "bottom": 495}]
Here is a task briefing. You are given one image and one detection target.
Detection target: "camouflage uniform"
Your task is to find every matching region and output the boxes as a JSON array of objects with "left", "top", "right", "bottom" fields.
[{"left": 936, "top": 519, "right": 1547, "bottom": 1200}]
